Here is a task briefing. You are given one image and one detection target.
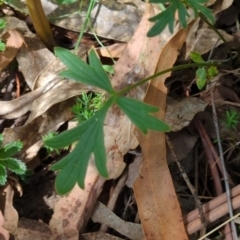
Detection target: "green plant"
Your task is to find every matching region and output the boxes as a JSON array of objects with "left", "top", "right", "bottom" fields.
[
  {"left": 223, "top": 109, "right": 240, "bottom": 130},
  {"left": 71, "top": 92, "right": 105, "bottom": 123},
  {"left": 190, "top": 51, "right": 218, "bottom": 89},
  {"left": 44, "top": 47, "right": 219, "bottom": 195},
  {"left": 44, "top": 48, "right": 172, "bottom": 195},
  {"left": 43, "top": 132, "right": 64, "bottom": 155},
  {"left": 0, "top": 18, "right": 6, "bottom": 52},
  {"left": 36, "top": 0, "right": 222, "bottom": 195},
  {"left": 19, "top": 169, "right": 34, "bottom": 184},
  {"left": 147, "top": 0, "right": 215, "bottom": 37},
  {"left": 0, "top": 134, "right": 26, "bottom": 185}
]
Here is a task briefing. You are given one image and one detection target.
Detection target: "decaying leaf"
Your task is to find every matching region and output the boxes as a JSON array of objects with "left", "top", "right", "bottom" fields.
[
  {"left": 165, "top": 97, "right": 208, "bottom": 132},
  {"left": 185, "top": 21, "right": 233, "bottom": 59},
  {"left": 17, "top": 218, "right": 53, "bottom": 240}
]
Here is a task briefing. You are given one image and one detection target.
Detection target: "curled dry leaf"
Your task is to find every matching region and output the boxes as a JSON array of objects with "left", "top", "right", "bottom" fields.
[{"left": 185, "top": 21, "right": 233, "bottom": 59}]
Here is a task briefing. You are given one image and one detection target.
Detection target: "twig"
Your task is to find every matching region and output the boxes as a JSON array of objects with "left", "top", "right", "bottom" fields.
[
  {"left": 100, "top": 169, "right": 128, "bottom": 232},
  {"left": 209, "top": 84, "right": 238, "bottom": 239},
  {"left": 166, "top": 135, "right": 207, "bottom": 236}
]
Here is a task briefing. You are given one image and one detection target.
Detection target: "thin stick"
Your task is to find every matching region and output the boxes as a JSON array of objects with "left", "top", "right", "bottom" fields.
[
  {"left": 209, "top": 85, "right": 238, "bottom": 239},
  {"left": 166, "top": 135, "right": 207, "bottom": 236}
]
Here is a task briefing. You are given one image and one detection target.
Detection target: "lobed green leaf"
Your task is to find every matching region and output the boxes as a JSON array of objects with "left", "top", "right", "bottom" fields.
[
  {"left": 48, "top": 97, "right": 114, "bottom": 194},
  {"left": 54, "top": 47, "right": 114, "bottom": 93},
  {"left": 115, "top": 97, "right": 171, "bottom": 134}
]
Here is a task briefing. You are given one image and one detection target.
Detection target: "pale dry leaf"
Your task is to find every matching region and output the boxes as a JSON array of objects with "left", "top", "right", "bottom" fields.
[
  {"left": 165, "top": 97, "right": 208, "bottom": 131},
  {"left": 126, "top": 155, "right": 142, "bottom": 188},
  {"left": 26, "top": 81, "right": 89, "bottom": 124},
  {"left": 97, "top": 43, "right": 126, "bottom": 58},
  {"left": 185, "top": 27, "right": 233, "bottom": 59},
  {"left": 212, "top": 0, "right": 234, "bottom": 14},
  {"left": 50, "top": 176, "right": 105, "bottom": 240},
  {"left": 2, "top": 184, "right": 18, "bottom": 236},
  {"left": 0, "top": 80, "right": 58, "bottom": 119},
  {"left": 112, "top": 5, "right": 170, "bottom": 92},
  {"left": 92, "top": 201, "right": 144, "bottom": 240},
  {"left": 17, "top": 218, "right": 53, "bottom": 240}
]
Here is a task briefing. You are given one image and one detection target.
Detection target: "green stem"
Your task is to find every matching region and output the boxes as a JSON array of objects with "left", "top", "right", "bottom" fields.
[
  {"left": 116, "top": 62, "right": 224, "bottom": 96},
  {"left": 74, "top": 0, "right": 96, "bottom": 53},
  {"left": 26, "top": 0, "right": 55, "bottom": 51}
]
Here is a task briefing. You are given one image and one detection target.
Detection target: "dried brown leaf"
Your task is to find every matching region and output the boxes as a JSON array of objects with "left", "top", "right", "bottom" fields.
[{"left": 133, "top": 28, "right": 191, "bottom": 240}]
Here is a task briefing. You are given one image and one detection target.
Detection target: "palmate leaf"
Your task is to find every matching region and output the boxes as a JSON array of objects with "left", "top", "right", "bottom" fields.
[
  {"left": 148, "top": 3, "right": 177, "bottom": 37},
  {"left": 45, "top": 97, "right": 114, "bottom": 195},
  {"left": 148, "top": 0, "right": 214, "bottom": 37},
  {"left": 115, "top": 97, "right": 171, "bottom": 133},
  {"left": 54, "top": 47, "right": 114, "bottom": 93},
  {"left": 188, "top": 0, "right": 215, "bottom": 24}
]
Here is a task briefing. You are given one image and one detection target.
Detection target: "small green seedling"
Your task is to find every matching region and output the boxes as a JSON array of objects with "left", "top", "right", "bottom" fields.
[
  {"left": 190, "top": 51, "right": 218, "bottom": 90},
  {"left": 43, "top": 132, "right": 63, "bottom": 155},
  {"left": 71, "top": 92, "right": 105, "bottom": 123},
  {"left": 223, "top": 109, "right": 240, "bottom": 130},
  {"left": 0, "top": 134, "right": 26, "bottom": 185}
]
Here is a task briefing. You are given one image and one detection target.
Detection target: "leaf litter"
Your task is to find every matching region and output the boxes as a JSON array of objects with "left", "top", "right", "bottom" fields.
[{"left": 1, "top": 0, "right": 240, "bottom": 240}]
